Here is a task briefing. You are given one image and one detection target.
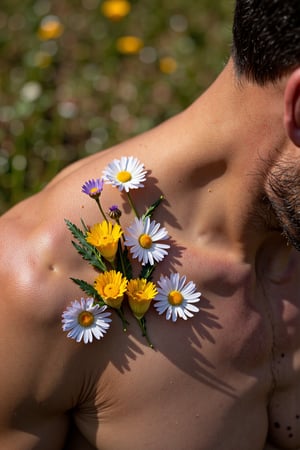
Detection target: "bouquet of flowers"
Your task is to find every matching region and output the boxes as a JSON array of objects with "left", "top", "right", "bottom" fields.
[{"left": 62, "top": 156, "right": 201, "bottom": 348}]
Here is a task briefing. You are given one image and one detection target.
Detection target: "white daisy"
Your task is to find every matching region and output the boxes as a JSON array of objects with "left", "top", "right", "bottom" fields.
[
  {"left": 125, "top": 216, "right": 170, "bottom": 265},
  {"left": 62, "top": 297, "right": 112, "bottom": 344},
  {"left": 154, "top": 273, "right": 201, "bottom": 322},
  {"left": 102, "top": 156, "right": 147, "bottom": 192}
]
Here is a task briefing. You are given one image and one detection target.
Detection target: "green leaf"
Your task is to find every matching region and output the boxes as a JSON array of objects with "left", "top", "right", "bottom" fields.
[
  {"left": 65, "top": 218, "right": 107, "bottom": 272},
  {"left": 70, "top": 277, "right": 105, "bottom": 304},
  {"left": 142, "top": 195, "right": 164, "bottom": 221},
  {"left": 65, "top": 218, "right": 87, "bottom": 245},
  {"left": 71, "top": 240, "right": 107, "bottom": 272}
]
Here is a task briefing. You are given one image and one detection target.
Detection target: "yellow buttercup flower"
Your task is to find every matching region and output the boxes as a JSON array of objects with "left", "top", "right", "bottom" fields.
[
  {"left": 116, "top": 36, "right": 144, "bottom": 55},
  {"left": 86, "top": 220, "right": 123, "bottom": 262},
  {"left": 37, "top": 16, "right": 64, "bottom": 41},
  {"left": 127, "top": 278, "right": 157, "bottom": 319},
  {"left": 101, "top": 0, "right": 131, "bottom": 21},
  {"left": 94, "top": 270, "right": 128, "bottom": 309}
]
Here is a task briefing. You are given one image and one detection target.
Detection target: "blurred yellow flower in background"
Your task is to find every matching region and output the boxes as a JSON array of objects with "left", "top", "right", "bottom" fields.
[
  {"left": 116, "top": 36, "right": 144, "bottom": 54},
  {"left": 34, "top": 51, "right": 52, "bottom": 68},
  {"left": 101, "top": 0, "right": 131, "bottom": 21},
  {"left": 37, "top": 15, "right": 64, "bottom": 41},
  {"left": 159, "top": 56, "right": 178, "bottom": 74}
]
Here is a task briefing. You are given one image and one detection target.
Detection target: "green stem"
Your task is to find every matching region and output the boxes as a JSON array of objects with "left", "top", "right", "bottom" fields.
[
  {"left": 109, "top": 259, "right": 116, "bottom": 270},
  {"left": 126, "top": 192, "right": 139, "bottom": 218},
  {"left": 95, "top": 198, "right": 108, "bottom": 222},
  {"left": 137, "top": 317, "right": 154, "bottom": 349},
  {"left": 116, "top": 218, "right": 126, "bottom": 242},
  {"left": 118, "top": 240, "right": 126, "bottom": 275},
  {"left": 116, "top": 307, "right": 129, "bottom": 332}
]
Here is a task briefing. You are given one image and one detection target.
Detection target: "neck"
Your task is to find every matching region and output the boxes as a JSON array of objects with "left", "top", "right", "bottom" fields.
[{"left": 162, "top": 59, "right": 290, "bottom": 264}]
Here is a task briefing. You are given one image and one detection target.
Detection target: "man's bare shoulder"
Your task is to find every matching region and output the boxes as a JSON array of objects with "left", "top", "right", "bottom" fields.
[
  {"left": 0, "top": 193, "right": 85, "bottom": 350},
  {"left": 0, "top": 135, "right": 149, "bottom": 324},
  {"left": 0, "top": 195, "right": 111, "bottom": 446}
]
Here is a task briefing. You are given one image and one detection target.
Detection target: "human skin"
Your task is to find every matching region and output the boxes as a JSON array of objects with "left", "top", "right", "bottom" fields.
[{"left": 1, "top": 60, "right": 300, "bottom": 449}]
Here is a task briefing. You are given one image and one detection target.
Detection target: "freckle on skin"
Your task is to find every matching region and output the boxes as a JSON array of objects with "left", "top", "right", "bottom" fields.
[
  {"left": 281, "top": 353, "right": 285, "bottom": 358},
  {"left": 296, "top": 415, "right": 300, "bottom": 419},
  {"left": 274, "top": 422, "right": 281, "bottom": 429},
  {"left": 287, "top": 426, "right": 292, "bottom": 431},
  {"left": 289, "top": 434, "right": 294, "bottom": 438}
]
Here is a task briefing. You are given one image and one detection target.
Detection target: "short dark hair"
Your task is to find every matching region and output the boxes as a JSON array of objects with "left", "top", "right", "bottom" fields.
[{"left": 232, "top": 0, "right": 300, "bottom": 85}]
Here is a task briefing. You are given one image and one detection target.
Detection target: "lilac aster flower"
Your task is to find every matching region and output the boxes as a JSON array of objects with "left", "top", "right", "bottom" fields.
[{"left": 81, "top": 178, "right": 104, "bottom": 199}]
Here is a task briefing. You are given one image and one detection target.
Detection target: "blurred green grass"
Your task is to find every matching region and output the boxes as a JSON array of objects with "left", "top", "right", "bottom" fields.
[{"left": 0, "top": 0, "right": 234, "bottom": 213}]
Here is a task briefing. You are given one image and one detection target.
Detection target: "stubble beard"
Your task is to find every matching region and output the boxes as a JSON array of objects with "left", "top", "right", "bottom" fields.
[{"left": 265, "top": 158, "right": 300, "bottom": 252}]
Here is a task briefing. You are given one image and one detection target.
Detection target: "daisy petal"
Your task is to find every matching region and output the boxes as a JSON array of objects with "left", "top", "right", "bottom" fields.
[
  {"left": 154, "top": 273, "right": 201, "bottom": 322},
  {"left": 62, "top": 297, "right": 112, "bottom": 344},
  {"left": 102, "top": 156, "right": 147, "bottom": 192},
  {"left": 125, "top": 217, "right": 170, "bottom": 266}
]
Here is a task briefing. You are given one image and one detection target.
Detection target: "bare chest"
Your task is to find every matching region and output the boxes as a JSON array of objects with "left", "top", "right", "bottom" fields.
[
  {"left": 258, "top": 259, "right": 300, "bottom": 449},
  {"left": 74, "top": 276, "right": 273, "bottom": 449},
  {"left": 71, "top": 240, "right": 300, "bottom": 449}
]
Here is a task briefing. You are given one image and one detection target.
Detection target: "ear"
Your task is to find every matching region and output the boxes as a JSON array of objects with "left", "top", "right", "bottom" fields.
[{"left": 284, "top": 68, "right": 300, "bottom": 146}]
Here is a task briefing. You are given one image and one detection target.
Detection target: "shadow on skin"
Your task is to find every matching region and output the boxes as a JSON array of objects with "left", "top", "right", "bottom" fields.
[
  {"left": 101, "top": 174, "right": 238, "bottom": 396},
  {"left": 152, "top": 295, "right": 238, "bottom": 398},
  {"left": 20, "top": 167, "right": 238, "bottom": 447},
  {"left": 119, "top": 174, "right": 183, "bottom": 231}
]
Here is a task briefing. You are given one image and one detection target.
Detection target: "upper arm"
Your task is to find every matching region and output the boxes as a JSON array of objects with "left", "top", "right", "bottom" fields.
[
  {"left": 0, "top": 210, "right": 85, "bottom": 421},
  {"left": 0, "top": 152, "right": 121, "bottom": 443}
]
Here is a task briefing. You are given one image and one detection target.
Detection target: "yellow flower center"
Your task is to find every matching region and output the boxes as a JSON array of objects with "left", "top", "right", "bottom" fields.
[
  {"left": 78, "top": 311, "right": 94, "bottom": 327},
  {"left": 139, "top": 233, "right": 152, "bottom": 249},
  {"left": 117, "top": 170, "right": 132, "bottom": 183},
  {"left": 90, "top": 187, "right": 99, "bottom": 194},
  {"left": 168, "top": 290, "right": 184, "bottom": 306},
  {"left": 103, "top": 283, "right": 120, "bottom": 298}
]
